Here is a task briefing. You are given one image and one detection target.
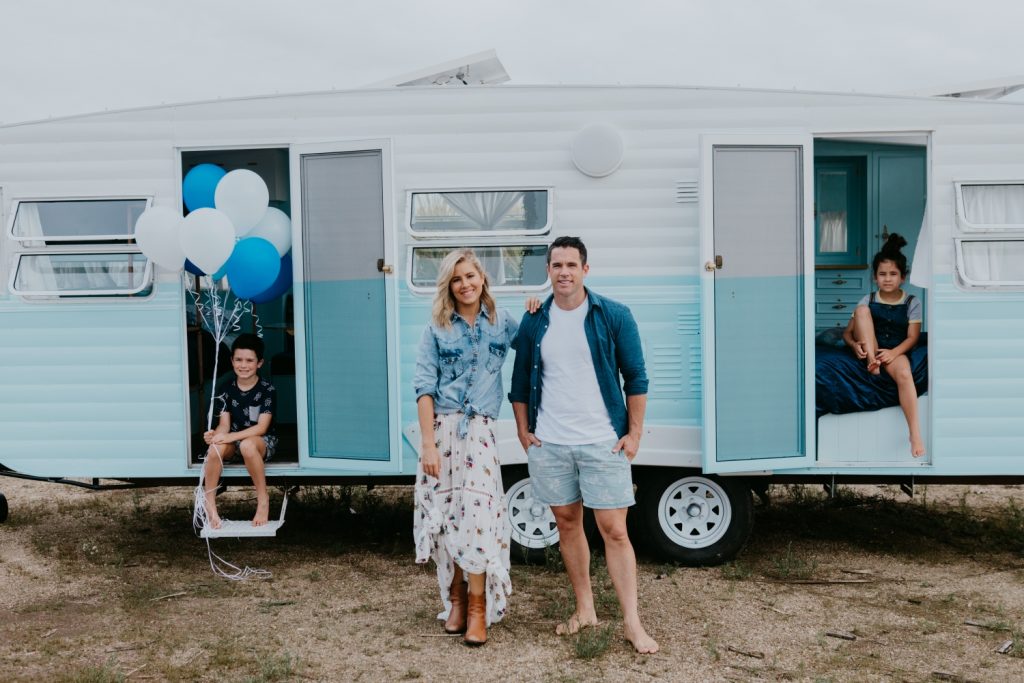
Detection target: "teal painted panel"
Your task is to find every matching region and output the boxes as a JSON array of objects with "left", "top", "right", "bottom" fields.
[
  {"left": 715, "top": 275, "right": 804, "bottom": 461},
  {"left": 0, "top": 284, "right": 189, "bottom": 478},
  {"left": 304, "top": 278, "right": 389, "bottom": 461}
]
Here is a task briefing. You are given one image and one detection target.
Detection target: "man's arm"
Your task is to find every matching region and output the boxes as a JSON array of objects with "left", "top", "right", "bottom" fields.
[
  {"left": 613, "top": 394, "right": 647, "bottom": 461},
  {"left": 512, "top": 401, "right": 541, "bottom": 454}
]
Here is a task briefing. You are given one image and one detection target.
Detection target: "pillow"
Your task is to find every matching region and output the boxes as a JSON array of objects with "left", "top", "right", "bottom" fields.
[{"left": 815, "top": 327, "right": 847, "bottom": 348}]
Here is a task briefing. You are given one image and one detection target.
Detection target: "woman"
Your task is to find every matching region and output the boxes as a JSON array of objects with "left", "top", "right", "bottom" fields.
[{"left": 412, "top": 249, "right": 528, "bottom": 646}]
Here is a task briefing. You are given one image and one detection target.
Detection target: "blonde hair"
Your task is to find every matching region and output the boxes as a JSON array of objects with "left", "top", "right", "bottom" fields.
[{"left": 431, "top": 249, "right": 497, "bottom": 328}]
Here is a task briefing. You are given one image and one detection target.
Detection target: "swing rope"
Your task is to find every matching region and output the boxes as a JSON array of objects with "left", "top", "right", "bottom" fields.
[{"left": 188, "top": 275, "right": 271, "bottom": 581}]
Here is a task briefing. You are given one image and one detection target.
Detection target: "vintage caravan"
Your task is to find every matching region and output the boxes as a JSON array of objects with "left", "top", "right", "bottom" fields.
[{"left": 2, "top": 72, "right": 1023, "bottom": 565}]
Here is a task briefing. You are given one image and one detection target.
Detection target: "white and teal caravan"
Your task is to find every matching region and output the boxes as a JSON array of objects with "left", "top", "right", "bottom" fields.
[{"left": 2, "top": 73, "right": 1023, "bottom": 564}]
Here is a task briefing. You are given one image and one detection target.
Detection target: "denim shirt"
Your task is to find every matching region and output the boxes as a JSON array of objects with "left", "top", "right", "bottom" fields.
[
  {"left": 413, "top": 305, "right": 519, "bottom": 437},
  {"left": 508, "top": 289, "right": 648, "bottom": 439}
]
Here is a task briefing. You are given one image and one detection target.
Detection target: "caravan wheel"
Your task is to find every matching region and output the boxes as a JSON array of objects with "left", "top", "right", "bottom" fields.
[
  {"left": 0, "top": 493, "right": 7, "bottom": 523},
  {"left": 503, "top": 467, "right": 559, "bottom": 563},
  {"left": 638, "top": 472, "right": 753, "bottom": 566}
]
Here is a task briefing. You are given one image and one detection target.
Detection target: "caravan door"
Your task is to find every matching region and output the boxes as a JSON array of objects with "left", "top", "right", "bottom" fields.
[
  {"left": 700, "top": 136, "right": 815, "bottom": 473},
  {"left": 290, "top": 141, "right": 398, "bottom": 472}
]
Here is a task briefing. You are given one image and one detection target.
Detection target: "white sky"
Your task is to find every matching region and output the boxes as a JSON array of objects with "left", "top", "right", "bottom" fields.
[{"left": 3, "top": 0, "right": 1023, "bottom": 124}]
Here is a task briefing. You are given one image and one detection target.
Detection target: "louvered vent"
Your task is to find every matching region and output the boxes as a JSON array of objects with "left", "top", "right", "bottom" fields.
[{"left": 675, "top": 180, "right": 699, "bottom": 204}]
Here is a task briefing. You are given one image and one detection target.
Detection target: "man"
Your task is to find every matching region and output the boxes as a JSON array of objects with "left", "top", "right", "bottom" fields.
[{"left": 509, "top": 236, "right": 658, "bottom": 654}]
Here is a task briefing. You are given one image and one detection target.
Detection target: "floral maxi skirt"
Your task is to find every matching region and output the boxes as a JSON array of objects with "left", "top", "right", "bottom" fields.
[{"left": 414, "top": 412, "right": 512, "bottom": 626}]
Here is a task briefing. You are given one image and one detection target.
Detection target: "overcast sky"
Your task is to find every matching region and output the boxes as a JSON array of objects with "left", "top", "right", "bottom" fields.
[{"left": 2, "top": 0, "right": 1023, "bottom": 124}]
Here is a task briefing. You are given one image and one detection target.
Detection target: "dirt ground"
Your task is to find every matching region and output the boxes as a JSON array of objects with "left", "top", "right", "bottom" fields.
[{"left": 1, "top": 477, "right": 1023, "bottom": 683}]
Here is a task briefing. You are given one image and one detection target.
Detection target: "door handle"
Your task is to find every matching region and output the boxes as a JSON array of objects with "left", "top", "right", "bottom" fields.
[
  {"left": 704, "top": 255, "right": 723, "bottom": 272},
  {"left": 376, "top": 258, "right": 393, "bottom": 274}
]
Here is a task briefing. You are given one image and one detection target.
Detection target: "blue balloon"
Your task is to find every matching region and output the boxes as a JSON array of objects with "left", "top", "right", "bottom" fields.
[
  {"left": 249, "top": 251, "right": 293, "bottom": 304},
  {"left": 226, "top": 237, "right": 280, "bottom": 300},
  {"left": 184, "top": 258, "right": 206, "bottom": 276},
  {"left": 183, "top": 164, "right": 226, "bottom": 212}
]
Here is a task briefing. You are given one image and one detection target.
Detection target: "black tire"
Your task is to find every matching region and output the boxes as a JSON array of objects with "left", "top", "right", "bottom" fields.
[
  {"left": 503, "top": 466, "right": 560, "bottom": 564},
  {"left": 637, "top": 471, "right": 753, "bottom": 566},
  {"left": 0, "top": 493, "right": 7, "bottom": 524}
]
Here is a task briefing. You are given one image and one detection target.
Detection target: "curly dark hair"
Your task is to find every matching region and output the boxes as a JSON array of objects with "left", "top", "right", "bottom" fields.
[{"left": 231, "top": 333, "right": 265, "bottom": 361}]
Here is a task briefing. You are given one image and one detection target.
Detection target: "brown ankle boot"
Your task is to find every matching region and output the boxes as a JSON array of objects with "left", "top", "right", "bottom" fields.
[
  {"left": 444, "top": 576, "right": 468, "bottom": 634},
  {"left": 463, "top": 591, "right": 487, "bottom": 645}
]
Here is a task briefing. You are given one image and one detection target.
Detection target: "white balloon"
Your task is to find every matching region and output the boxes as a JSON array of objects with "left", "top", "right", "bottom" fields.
[
  {"left": 179, "top": 208, "right": 237, "bottom": 275},
  {"left": 247, "top": 207, "right": 292, "bottom": 256},
  {"left": 134, "top": 206, "right": 184, "bottom": 271},
  {"left": 214, "top": 169, "right": 270, "bottom": 235}
]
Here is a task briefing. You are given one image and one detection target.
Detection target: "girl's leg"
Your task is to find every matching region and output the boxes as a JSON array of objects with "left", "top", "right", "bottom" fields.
[
  {"left": 884, "top": 356, "right": 925, "bottom": 457},
  {"left": 852, "top": 306, "right": 881, "bottom": 374},
  {"left": 443, "top": 565, "right": 467, "bottom": 634}
]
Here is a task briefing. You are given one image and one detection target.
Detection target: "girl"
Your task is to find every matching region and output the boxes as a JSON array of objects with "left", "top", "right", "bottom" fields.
[
  {"left": 843, "top": 234, "right": 925, "bottom": 457},
  {"left": 412, "top": 249, "right": 535, "bottom": 646}
]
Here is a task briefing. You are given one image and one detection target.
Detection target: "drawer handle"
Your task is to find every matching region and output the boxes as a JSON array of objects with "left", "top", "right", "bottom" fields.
[
  {"left": 832, "top": 303, "right": 847, "bottom": 310},
  {"left": 832, "top": 279, "right": 847, "bottom": 285}
]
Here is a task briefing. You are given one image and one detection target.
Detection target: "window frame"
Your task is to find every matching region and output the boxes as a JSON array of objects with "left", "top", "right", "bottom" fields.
[
  {"left": 9, "top": 245, "right": 154, "bottom": 298},
  {"left": 6, "top": 196, "right": 153, "bottom": 244},
  {"left": 954, "top": 180, "right": 1024, "bottom": 233},
  {"left": 405, "top": 240, "right": 551, "bottom": 296},
  {"left": 953, "top": 236, "right": 1024, "bottom": 289},
  {"left": 405, "top": 187, "right": 553, "bottom": 238}
]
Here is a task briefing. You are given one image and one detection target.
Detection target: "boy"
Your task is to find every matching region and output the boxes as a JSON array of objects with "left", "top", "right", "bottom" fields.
[{"left": 203, "top": 333, "right": 277, "bottom": 528}]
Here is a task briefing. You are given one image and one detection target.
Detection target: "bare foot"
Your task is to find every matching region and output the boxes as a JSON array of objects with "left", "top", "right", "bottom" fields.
[
  {"left": 866, "top": 359, "right": 881, "bottom": 376},
  {"left": 555, "top": 612, "right": 599, "bottom": 636},
  {"left": 911, "top": 435, "right": 926, "bottom": 458},
  {"left": 253, "top": 494, "right": 270, "bottom": 527},
  {"left": 204, "top": 493, "right": 222, "bottom": 529},
  {"left": 624, "top": 622, "right": 660, "bottom": 654}
]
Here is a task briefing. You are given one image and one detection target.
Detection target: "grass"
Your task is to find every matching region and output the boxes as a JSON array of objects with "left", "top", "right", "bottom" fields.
[
  {"left": 243, "top": 652, "right": 296, "bottom": 683},
  {"left": 573, "top": 623, "right": 615, "bottom": 660},
  {"left": 763, "top": 542, "right": 817, "bottom": 580},
  {"left": 56, "top": 661, "right": 124, "bottom": 683}
]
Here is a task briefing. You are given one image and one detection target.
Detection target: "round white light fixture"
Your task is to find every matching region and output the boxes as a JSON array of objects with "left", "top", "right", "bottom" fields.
[{"left": 571, "top": 123, "right": 624, "bottom": 178}]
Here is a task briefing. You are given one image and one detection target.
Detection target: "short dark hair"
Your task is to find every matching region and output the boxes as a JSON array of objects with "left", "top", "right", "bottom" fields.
[
  {"left": 232, "top": 333, "right": 264, "bottom": 361},
  {"left": 547, "top": 236, "right": 588, "bottom": 265}
]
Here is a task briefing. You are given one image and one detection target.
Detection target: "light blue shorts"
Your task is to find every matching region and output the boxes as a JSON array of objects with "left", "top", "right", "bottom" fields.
[{"left": 527, "top": 439, "right": 635, "bottom": 510}]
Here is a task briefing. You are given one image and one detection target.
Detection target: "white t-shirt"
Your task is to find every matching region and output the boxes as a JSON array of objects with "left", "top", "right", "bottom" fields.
[{"left": 534, "top": 298, "right": 617, "bottom": 445}]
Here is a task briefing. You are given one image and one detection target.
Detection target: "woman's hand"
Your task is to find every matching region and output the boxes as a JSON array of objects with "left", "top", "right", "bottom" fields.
[
  {"left": 420, "top": 444, "right": 441, "bottom": 479},
  {"left": 850, "top": 341, "right": 868, "bottom": 360},
  {"left": 525, "top": 297, "right": 542, "bottom": 313}
]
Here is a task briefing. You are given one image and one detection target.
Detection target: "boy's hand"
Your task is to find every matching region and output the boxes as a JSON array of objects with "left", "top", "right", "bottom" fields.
[
  {"left": 613, "top": 432, "right": 641, "bottom": 461},
  {"left": 518, "top": 430, "right": 542, "bottom": 454},
  {"left": 207, "top": 432, "right": 230, "bottom": 445},
  {"left": 420, "top": 444, "right": 441, "bottom": 479},
  {"left": 203, "top": 430, "right": 216, "bottom": 445}
]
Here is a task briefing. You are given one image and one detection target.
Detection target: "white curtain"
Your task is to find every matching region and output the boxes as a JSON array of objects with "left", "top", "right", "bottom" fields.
[
  {"left": 818, "top": 211, "right": 847, "bottom": 253},
  {"left": 962, "top": 184, "right": 1024, "bottom": 225},
  {"left": 12, "top": 204, "right": 59, "bottom": 292},
  {"left": 957, "top": 185, "right": 1024, "bottom": 283},
  {"left": 909, "top": 203, "right": 932, "bottom": 288},
  {"left": 442, "top": 191, "right": 524, "bottom": 231}
]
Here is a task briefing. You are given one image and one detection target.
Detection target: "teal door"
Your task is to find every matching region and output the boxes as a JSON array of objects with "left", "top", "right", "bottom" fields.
[
  {"left": 293, "top": 145, "right": 393, "bottom": 463},
  {"left": 701, "top": 138, "right": 815, "bottom": 473}
]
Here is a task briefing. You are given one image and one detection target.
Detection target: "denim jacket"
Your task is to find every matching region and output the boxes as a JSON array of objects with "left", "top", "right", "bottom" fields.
[
  {"left": 413, "top": 305, "right": 519, "bottom": 437},
  {"left": 508, "top": 289, "right": 648, "bottom": 439}
]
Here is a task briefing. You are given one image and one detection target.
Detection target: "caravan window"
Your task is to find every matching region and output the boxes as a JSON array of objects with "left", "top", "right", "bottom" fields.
[
  {"left": 409, "top": 244, "right": 549, "bottom": 292},
  {"left": 954, "top": 182, "right": 1024, "bottom": 288},
  {"left": 955, "top": 182, "right": 1024, "bottom": 232},
  {"left": 9, "top": 198, "right": 148, "bottom": 244},
  {"left": 11, "top": 252, "right": 153, "bottom": 297},
  {"left": 954, "top": 238, "right": 1024, "bottom": 288},
  {"left": 409, "top": 190, "right": 550, "bottom": 236}
]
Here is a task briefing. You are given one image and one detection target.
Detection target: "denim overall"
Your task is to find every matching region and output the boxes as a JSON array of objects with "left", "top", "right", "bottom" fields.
[{"left": 870, "top": 293, "right": 915, "bottom": 349}]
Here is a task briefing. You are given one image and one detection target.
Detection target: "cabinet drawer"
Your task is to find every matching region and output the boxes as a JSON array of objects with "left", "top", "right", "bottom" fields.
[
  {"left": 815, "top": 295, "right": 861, "bottom": 315},
  {"left": 815, "top": 273, "right": 867, "bottom": 291},
  {"left": 815, "top": 314, "right": 849, "bottom": 331}
]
